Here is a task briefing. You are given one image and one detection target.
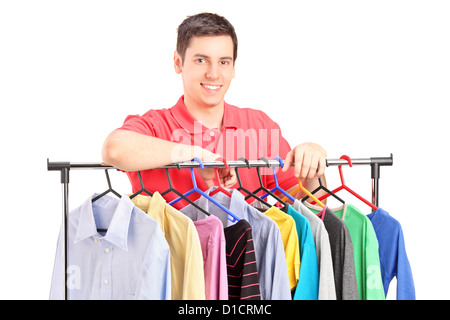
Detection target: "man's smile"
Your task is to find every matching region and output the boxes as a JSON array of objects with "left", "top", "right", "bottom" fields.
[{"left": 201, "top": 83, "right": 222, "bottom": 92}]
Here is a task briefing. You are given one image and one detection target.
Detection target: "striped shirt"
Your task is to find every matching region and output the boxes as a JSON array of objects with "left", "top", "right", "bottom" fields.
[{"left": 224, "top": 219, "right": 261, "bottom": 300}]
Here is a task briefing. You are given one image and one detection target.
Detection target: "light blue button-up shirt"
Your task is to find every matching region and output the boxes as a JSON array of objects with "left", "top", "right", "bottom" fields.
[
  {"left": 181, "top": 188, "right": 292, "bottom": 300},
  {"left": 50, "top": 194, "right": 171, "bottom": 300}
]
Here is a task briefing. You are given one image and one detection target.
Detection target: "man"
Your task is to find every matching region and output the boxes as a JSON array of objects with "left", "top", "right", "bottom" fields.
[{"left": 101, "top": 13, "right": 327, "bottom": 207}]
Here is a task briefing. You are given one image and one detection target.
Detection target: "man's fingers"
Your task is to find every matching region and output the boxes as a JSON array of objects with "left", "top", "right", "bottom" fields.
[
  {"left": 316, "top": 157, "right": 326, "bottom": 178},
  {"left": 282, "top": 150, "right": 294, "bottom": 172}
]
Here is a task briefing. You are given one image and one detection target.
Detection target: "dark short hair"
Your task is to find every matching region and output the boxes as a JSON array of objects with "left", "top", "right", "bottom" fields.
[{"left": 176, "top": 12, "right": 238, "bottom": 65}]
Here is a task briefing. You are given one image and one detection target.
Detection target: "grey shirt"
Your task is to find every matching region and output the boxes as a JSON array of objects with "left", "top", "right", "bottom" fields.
[
  {"left": 293, "top": 200, "right": 337, "bottom": 300},
  {"left": 304, "top": 202, "right": 359, "bottom": 300}
]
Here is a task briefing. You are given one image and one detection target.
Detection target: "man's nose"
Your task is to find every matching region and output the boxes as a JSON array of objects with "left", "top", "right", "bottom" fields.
[{"left": 206, "top": 63, "right": 220, "bottom": 81}]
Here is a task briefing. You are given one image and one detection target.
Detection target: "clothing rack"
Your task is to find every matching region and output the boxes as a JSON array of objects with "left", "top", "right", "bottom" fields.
[{"left": 46, "top": 154, "right": 393, "bottom": 300}]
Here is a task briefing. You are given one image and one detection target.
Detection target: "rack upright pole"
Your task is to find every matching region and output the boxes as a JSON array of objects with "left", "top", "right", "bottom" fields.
[
  {"left": 61, "top": 167, "right": 69, "bottom": 300},
  {"left": 47, "top": 160, "right": 70, "bottom": 300}
]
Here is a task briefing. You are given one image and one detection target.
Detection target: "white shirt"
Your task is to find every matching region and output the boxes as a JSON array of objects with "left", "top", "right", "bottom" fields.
[{"left": 50, "top": 194, "right": 171, "bottom": 300}]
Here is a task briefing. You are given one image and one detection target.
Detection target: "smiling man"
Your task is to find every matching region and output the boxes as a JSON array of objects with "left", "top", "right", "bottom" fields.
[{"left": 101, "top": 12, "right": 327, "bottom": 206}]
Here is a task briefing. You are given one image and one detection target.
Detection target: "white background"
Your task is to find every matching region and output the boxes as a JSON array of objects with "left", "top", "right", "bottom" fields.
[{"left": 1, "top": 0, "right": 449, "bottom": 300}]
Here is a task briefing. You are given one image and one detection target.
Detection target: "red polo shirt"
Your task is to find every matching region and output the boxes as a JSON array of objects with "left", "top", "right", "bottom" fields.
[{"left": 118, "top": 96, "right": 297, "bottom": 209}]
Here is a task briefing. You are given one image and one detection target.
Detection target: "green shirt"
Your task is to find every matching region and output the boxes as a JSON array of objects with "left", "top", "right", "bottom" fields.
[{"left": 308, "top": 203, "right": 385, "bottom": 300}]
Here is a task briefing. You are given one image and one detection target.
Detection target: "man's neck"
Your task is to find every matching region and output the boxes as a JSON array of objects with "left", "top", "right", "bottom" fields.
[{"left": 184, "top": 96, "right": 224, "bottom": 130}]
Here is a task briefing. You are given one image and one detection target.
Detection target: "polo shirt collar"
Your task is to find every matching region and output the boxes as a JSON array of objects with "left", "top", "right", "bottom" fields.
[
  {"left": 170, "top": 95, "right": 238, "bottom": 134},
  {"left": 367, "top": 207, "right": 389, "bottom": 225},
  {"left": 74, "top": 194, "right": 133, "bottom": 251}
]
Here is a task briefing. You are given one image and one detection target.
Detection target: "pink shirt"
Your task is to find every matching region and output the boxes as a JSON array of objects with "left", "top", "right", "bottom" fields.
[{"left": 193, "top": 215, "right": 228, "bottom": 300}]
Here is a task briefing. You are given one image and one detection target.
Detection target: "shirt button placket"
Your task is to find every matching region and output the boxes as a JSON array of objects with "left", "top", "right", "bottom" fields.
[{"left": 100, "top": 243, "right": 113, "bottom": 300}]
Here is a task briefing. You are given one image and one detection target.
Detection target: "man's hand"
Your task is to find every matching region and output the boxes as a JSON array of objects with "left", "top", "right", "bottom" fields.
[
  {"left": 200, "top": 166, "right": 237, "bottom": 189},
  {"left": 193, "top": 146, "right": 237, "bottom": 189},
  {"left": 282, "top": 142, "right": 327, "bottom": 181}
]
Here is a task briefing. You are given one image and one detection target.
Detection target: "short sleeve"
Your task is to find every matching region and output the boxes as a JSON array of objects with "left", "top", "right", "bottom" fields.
[{"left": 117, "top": 113, "right": 157, "bottom": 137}]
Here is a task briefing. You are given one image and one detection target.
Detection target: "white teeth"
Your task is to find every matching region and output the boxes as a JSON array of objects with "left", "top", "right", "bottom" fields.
[{"left": 203, "top": 84, "right": 220, "bottom": 90}]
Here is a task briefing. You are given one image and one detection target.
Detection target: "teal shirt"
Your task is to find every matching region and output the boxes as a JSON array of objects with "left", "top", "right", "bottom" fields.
[{"left": 287, "top": 205, "right": 319, "bottom": 300}]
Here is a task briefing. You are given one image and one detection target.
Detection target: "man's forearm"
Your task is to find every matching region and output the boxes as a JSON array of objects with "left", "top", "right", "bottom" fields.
[{"left": 101, "top": 129, "right": 204, "bottom": 171}]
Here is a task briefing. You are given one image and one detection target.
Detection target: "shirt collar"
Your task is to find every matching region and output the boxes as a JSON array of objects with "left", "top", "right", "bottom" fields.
[
  {"left": 192, "top": 187, "right": 249, "bottom": 225},
  {"left": 130, "top": 192, "right": 167, "bottom": 234},
  {"left": 170, "top": 95, "right": 238, "bottom": 134},
  {"left": 74, "top": 194, "right": 133, "bottom": 251}
]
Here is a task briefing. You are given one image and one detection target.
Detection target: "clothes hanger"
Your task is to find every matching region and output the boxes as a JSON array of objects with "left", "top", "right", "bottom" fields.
[
  {"left": 235, "top": 157, "right": 272, "bottom": 209},
  {"left": 280, "top": 177, "right": 326, "bottom": 208},
  {"left": 314, "top": 155, "right": 378, "bottom": 211},
  {"left": 91, "top": 169, "right": 122, "bottom": 233},
  {"left": 160, "top": 166, "right": 211, "bottom": 217},
  {"left": 129, "top": 171, "right": 153, "bottom": 199},
  {"left": 209, "top": 157, "right": 232, "bottom": 197},
  {"left": 300, "top": 176, "right": 345, "bottom": 206},
  {"left": 260, "top": 156, "right": 296, "bottom": 202},
  {"left": 245, "top": 157, "right": 289, "bottom": 212},
  {"left": 92, "top": 169, "right": 122, "bottom": 202},
  {"left": 169, "top": 158, "right": 240, "bottom": 223}
]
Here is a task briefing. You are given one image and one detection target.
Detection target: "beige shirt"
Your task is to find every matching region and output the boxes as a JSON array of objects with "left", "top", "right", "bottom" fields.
[{"left": 132, "top": 192, "right": 205, "bottom": 300}]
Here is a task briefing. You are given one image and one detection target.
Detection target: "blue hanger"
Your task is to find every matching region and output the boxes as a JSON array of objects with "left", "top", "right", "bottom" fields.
[
  {"left": 260, "top": 156, "right": 296, "bottom": 203},
  {"left": 168, "top": 158, "right": 240, "bottom": 223}
]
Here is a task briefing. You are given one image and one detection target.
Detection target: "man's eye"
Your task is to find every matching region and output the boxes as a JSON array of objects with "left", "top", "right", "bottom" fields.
[
  {"left": 196, "top": 59, "right": 206, "bottom": 63},
  {"left": 220, "top": 61, "right": 230, "bottom": 65}
]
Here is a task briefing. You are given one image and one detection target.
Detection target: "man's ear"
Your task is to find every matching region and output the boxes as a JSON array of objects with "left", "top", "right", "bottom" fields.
[{"left": 174, "top": 50, "right": 183, "bottom": 74}]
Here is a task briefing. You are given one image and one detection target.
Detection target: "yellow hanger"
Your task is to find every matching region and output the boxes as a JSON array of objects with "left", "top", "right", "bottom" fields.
[{"left": 281, "top": 178, "right": 325, "bottom": 208}]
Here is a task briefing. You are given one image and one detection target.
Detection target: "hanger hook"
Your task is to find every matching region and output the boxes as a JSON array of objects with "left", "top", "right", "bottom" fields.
[
  {"left": 340, "top": 155, "right": 353, "bottom": 167},
  {"left": 238, "top": 157, "right": 251, "bottom": 169},
  {"left": 273, "top": 156, "right": 284, "bottom": 168},
  {"left": 192, "top": 157, "right": 204, "bottom": 169},
  {"left": 259, "top": 157, "right": 270, "bottom": 167},
  {"left": 338, "top": 155, "right": 352, "bottom": 185},
  {"left": 215, "top": 156, "right": 229, "bottom": 168}
]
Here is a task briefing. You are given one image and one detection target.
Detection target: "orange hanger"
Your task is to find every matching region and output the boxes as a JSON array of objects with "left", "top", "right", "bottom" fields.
[{"left": 281, "top": 178, "right": 325, "bottom": 208}]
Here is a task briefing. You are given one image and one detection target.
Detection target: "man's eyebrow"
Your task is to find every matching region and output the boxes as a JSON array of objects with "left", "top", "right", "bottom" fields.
[{"left": 193, "top": 54, "right": 233, "bottom": 61}]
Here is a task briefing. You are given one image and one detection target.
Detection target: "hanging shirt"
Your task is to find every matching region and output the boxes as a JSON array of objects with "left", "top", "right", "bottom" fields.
[
  {"left": 308, "top": 203, "right": 385, "bottom": 300},
  {"left": 50, "top": 194, "right": 171, "bottom": 300},
  {"left": 180, "top": 209, "right": 229, "bottom": 300},
  {"left": 131, "top": 192, "right": 205, "bottom": 300},
  {"left": 367, "top": 208, "right": 415, "bottom": 300},
  {"left": 305, "top": 203, "right": 359, "bottom": 300},
  {"left": 286, "top": 205, "right": 320, "bottom": 300},
  {"left": 181, "top": 187, "right": 292, "bottom": 300},
  {"left": 293, "top": 200, "right": 336, "bottom": 300},
  {"left": 223, "top": 219, "right": 261, "bottom": 300},
  {"left": 117, "top": 95, "right": 298, "bottom": 209},
  {"left": 263, "top": 206, "right": 300, "bottom": 291}
]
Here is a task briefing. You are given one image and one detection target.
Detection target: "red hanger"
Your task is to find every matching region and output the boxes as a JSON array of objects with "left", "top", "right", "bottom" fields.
[
  {"left": 209, "top": 157, "right": 232, "bottom": 197},
  {"left": 315, "top": 155, "right": 378, "bottom": 211}
]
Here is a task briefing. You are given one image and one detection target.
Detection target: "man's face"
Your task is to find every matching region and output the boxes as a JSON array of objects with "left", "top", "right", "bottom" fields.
[{"left": 174, "top": 35, "right": 235, "bottom": 110}]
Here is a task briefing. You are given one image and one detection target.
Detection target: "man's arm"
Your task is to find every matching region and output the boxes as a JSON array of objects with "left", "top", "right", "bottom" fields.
[
  {"left": 101, "top": 129, "right": 218, "bottom": 171},
  {"left": 101, "top": 129, "right": 237, "bottom": 188}
]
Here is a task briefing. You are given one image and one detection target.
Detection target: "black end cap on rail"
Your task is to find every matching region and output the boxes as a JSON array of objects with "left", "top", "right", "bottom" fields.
[
  {"left": 47, "top": 158, "right": 71, "bottom": 171},
  {"left": 370, "top": 153, "right": 393, "bottom": 166},
  {"left": 47, "top": 159, "right": 70, "bottom": 183}
]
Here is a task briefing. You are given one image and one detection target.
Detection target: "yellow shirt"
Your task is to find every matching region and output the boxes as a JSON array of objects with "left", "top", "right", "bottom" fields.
[
  {"left": 131, "top": 192, "right": 205, "bottom": 300},
  {"left": 264, "top": 206, "right": 300, "bottom": 291}
]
